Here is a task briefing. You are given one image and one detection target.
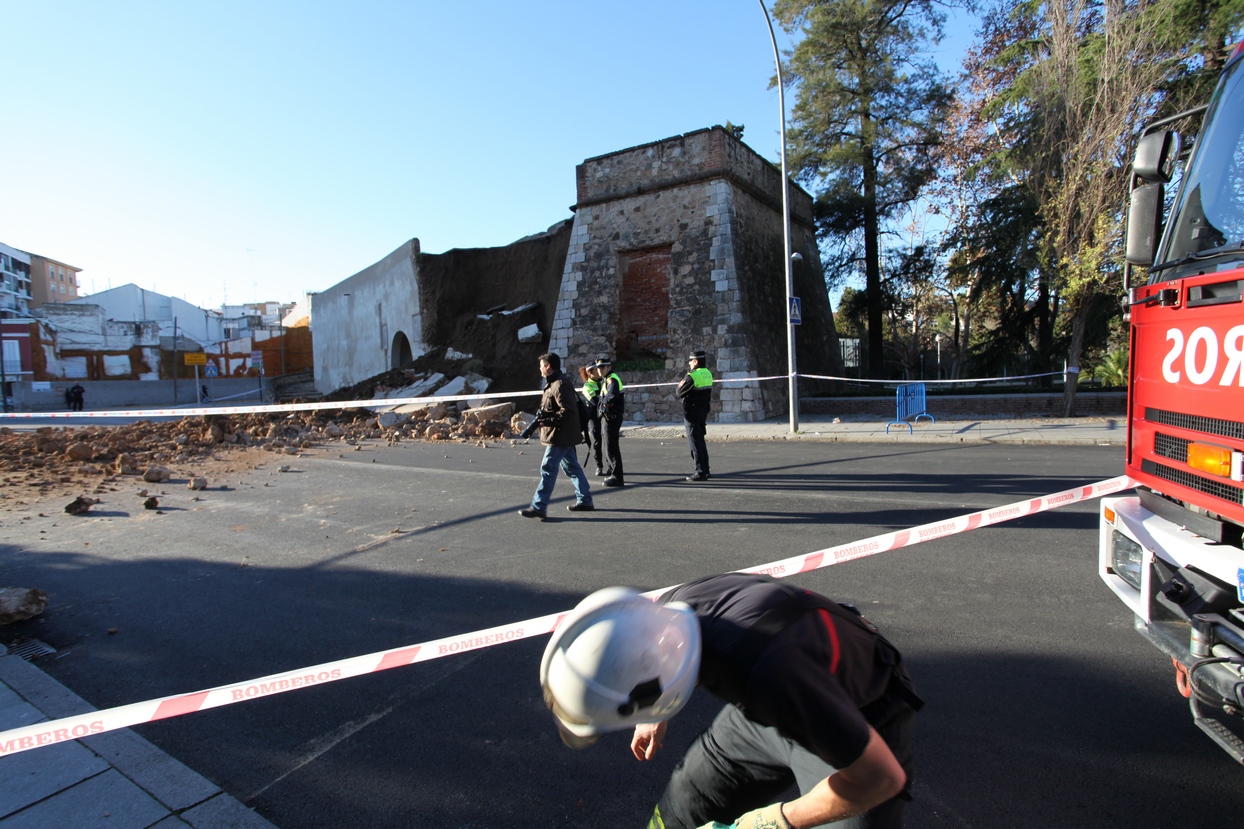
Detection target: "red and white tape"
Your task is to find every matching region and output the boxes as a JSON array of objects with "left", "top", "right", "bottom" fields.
[
  {"left": 0, "top": 474, "right": 1134, "bottom": 757},
  {"left": 0, "top": 375, "right": 791, "bottom": 420}
]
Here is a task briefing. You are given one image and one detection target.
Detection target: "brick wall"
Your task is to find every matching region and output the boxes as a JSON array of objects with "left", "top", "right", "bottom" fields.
[
  {"left": 618, "top": 370, "right": 702, "bottom": 423},
  {"left": 617, "top": 247, "right": 672, "bottom": 360}
]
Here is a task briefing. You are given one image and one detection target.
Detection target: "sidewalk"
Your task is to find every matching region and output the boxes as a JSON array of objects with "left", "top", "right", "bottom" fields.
[
  {"left": 0, "top": 655, "right": 274, "bottom": 829},
  {"left": 0, "top": 412, "right": 1123, "bottom": 828},
  {"left": 625, "top": 413, "right": 1126, "bottom": 446}
]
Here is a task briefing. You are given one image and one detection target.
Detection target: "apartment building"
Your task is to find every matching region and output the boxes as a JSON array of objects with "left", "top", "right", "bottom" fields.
[
  {"left": 28, "top": 253, "right": 82, "bottom": 307},
  {"left": 0, "top": 242, "right": 33, "bottom": 316}
]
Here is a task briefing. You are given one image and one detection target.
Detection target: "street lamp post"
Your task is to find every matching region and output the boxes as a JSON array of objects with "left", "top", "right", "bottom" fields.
[{"left": 758, "top": 0, "right": 798, "bottom": 433}]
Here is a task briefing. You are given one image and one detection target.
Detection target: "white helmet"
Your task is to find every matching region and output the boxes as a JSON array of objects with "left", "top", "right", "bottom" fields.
[{"left": 540, "top": 587, "right": 701, "bottom": 749}]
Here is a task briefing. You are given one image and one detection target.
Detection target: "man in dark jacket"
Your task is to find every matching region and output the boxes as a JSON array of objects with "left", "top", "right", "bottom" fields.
[
  {"left": 541, "top": 573, "right": 920, "bottom": 828},
  {"left": 676, "top": 350, "right": 712, "bottom": 481},
  {"left": 519, "top": 353, "right": 594, "bottom": 519}
]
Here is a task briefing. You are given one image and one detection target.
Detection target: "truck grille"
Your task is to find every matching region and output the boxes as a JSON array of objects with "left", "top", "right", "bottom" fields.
[
  {"left": 1145, "top": 408, "right": 1244, "bottom": 440},
  {"left": 1141, "top": 459, "right": 1244, "bottom": 506},
  {"left": 1153, "top": 432, "right": 1189, "bottom": 463}
]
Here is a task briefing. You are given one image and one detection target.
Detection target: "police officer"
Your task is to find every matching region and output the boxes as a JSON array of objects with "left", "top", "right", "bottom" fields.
[
  {"left": 578, "top": 364, "right": 604, "bottom": 476},
  {"left": 676, "top": 350, "right": 712, "bottom": 481},
  {"left": 595, "top": 358, "right": 625, "bottom": 487},
  {"left": 541, "top": 573, "right": 921, "bottom": 829}
]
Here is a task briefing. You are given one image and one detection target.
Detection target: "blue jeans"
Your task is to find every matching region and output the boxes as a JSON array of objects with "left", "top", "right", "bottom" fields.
[{"left": 530, "top": 444, "right": 593, "bottom": 512}]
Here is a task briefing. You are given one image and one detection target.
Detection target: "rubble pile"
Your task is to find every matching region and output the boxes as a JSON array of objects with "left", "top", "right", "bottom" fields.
[{"left": 0, "top": 400, "right": 540, "bottom": 503}]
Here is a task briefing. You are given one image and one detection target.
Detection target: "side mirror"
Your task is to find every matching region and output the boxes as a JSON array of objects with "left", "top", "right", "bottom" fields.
[
  {"left": 1133, "top": 130, "right": 1181, "bottom": 183},
  {"left": 1126, "top": 183, "right": 1164, "bottom": 265}
]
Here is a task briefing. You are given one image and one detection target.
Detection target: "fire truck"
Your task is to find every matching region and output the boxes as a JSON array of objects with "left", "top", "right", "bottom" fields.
[{"left": 1098, "top": 40, "right": 1244, "bottom": 761}]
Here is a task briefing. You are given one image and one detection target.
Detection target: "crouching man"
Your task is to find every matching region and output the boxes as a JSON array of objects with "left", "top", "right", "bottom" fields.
[{"left": 540, "top": 573, "right": 921, "bottom": 828}]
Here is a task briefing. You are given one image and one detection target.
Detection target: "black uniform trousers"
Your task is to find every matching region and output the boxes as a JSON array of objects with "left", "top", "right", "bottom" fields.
[
  {"left": 683, "top": 416, "right": 709, "bottom": 477},
  {"left": 652, "top": 701, "right": 916, "bottom": 829},
  {"left": 585, "top": 412, "right": 603, "bottom": 471},
  {"left": 602, "top": 414, "right": 623, "bottom": 481}
]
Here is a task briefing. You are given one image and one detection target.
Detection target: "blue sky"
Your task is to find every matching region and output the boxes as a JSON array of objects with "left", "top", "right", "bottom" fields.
[{"left": 1, "top": 1, "right": 977, "bottom": 310}]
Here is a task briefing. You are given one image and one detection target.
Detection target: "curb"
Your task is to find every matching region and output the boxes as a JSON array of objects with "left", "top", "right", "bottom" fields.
[{"left": 0, "top": 655, "right": 274, "bottom": 828}]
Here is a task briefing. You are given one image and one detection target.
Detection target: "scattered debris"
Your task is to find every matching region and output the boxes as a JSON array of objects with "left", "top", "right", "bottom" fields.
[
  {"left": 143, "top": 497, "right": 159, "bottom": 510},
  {"left": 0, "top": 371, "right": 542, "bottom": 509},
  {"left": 188, "top": 477, "right": 208, "bottom": 491},
  {"left": 64, "top": 495, "right": 100, "bottom": 516},
  {"left": 0, "top": 587, "right": 49, "bottom": 624},
  {"left": 142, "top": 466, "right": 173, "bottom": 483}
]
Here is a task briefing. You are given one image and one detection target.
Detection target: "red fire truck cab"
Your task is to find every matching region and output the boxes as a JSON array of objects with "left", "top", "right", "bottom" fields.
[{"left": 1099, "top": 40, "right": 1244, "bottom": 762}]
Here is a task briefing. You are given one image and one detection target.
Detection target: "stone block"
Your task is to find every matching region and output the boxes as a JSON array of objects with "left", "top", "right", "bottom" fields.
[
  {"left": 464, "top": 402, "right": 515, "bottom": 425},
  {"left": 0, "top": 739, "right": 110, "bottom": 821},
  {"left": 83, "top": 728, "right": 221, "bottom": 812},
  {"left": 180, "top": 793, "right": 277, "bottom": 828}
]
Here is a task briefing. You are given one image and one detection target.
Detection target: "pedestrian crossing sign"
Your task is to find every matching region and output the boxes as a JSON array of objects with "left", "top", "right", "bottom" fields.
[{"left": 789, "top": 297, "right": 802, "bottom": 325}]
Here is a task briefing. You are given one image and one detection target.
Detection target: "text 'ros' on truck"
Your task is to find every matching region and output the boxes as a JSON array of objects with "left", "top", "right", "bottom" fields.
[{"left": 1099, "top": 39, "right": 1244, "bottom": 763}]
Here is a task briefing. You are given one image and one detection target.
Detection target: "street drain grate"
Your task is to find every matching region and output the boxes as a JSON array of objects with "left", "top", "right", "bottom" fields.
[{"left": 5, "top": 639, "right": 57, "bottom": 661}]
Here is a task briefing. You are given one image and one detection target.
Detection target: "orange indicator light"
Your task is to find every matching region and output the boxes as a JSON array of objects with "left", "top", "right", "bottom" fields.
[{"left": 1187, "top": 442, "right": 1233, "bottom": 477}]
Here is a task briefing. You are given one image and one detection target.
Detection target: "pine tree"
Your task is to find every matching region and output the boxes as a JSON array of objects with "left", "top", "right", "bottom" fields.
[{"left": 774, "top": 0, "right": 953, "bottom": 379}]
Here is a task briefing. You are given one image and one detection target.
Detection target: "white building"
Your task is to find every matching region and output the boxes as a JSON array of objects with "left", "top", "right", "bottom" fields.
[
  {"left": 66, "top": 283, "right": 228, "bottom": 346},
  {"left": 0, "top": 242, "right": 32, "bottom": 316}
]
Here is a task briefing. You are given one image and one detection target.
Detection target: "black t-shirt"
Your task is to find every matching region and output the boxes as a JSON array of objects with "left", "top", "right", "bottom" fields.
[{"left": 664, "top": 573, "right": 899, "bottom": 770}]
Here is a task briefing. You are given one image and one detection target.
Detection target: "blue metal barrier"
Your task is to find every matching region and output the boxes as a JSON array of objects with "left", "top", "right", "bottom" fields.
[{"left": 885, "top": 383, "right": 936, "bottom": 434}]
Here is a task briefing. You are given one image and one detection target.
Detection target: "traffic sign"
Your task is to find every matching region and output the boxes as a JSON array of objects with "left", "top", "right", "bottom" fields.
[
  {"left": 204, "top": 363, "right": 219, "bottom": 378},
  {"left": 789, "top": 297, "right": 802, "bottom": 325},
  {"left": 184, "top": 352, "right": 207, "bottom": 366}
]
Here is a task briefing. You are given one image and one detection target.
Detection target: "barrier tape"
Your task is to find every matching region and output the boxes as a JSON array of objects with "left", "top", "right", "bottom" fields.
[
  {"left": 0, "top": 376, "right": 790, "bottom": 420},
  {"left": 797, "top": 371, "right": 1068, "bottom": 386},
  {"left": 0, "top": 369, "right": 1078, "bottom": 421},
  {"left": 0, "top": 474, "right": 1133, "bottom": 757}
]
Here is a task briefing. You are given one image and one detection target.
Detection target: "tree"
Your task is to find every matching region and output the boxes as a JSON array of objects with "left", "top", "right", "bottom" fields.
[
  {"left": 773, "top": 0, "right": 954, "bottom": 379},
  {"left": 974, "top": 0, "right": 1243, "bottom": 414}
]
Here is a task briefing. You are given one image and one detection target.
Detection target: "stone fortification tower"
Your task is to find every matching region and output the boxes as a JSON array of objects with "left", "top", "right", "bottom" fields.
[{"left": 548, "top": 126, "right": 841, "bottom": 423}]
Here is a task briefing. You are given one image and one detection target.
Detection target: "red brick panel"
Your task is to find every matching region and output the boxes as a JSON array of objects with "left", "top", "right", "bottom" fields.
[{"left": 617, "top": 247, "right": 672, "bottom": 361}]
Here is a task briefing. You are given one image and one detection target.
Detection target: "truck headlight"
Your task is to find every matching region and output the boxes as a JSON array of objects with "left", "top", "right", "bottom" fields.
[{"left": 1111, "top": 530, "right": 1144, "bottom": 590}]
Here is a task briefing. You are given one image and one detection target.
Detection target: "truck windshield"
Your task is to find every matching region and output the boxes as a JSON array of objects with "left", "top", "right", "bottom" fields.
[{"left": 1156, "top": 56, "right": 1244, "bottom": 279}]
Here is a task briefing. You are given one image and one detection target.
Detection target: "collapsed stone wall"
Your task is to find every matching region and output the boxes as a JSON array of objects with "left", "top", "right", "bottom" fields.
[{"left": 414, "top": 220, "right": 572, "bottom": 393}]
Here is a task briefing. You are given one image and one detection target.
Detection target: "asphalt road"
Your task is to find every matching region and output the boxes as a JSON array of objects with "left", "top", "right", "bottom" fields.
[{"left": 1, "top": 437, "right": 1240, "bottom": 828}]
